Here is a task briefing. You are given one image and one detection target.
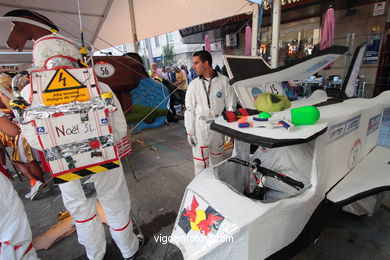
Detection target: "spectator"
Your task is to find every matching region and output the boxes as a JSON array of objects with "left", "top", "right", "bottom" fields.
[
  {"left": 151, "top": 63, "right": 163, "bottom": 79},
  {"left": 190, "top": 66, "right": 198, "bottom": 79},
  {"left": 0, "top": 73, "right": 48, "bottom": 200},
  {"left": 173, "top": 65, "right": 188, "bottom": 91},
  {"left": 165, "top": 66, "right": 176, "bottom": 83}
]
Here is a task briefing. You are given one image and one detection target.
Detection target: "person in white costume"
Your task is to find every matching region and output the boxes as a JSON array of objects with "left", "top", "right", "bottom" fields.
[
  {"left": 184, "top": 50, "right": 235, "bottom": 174},
  {"left": 0, "top": 110, "right": 39, "bottom": 260},
  {"left": 252, "top": 142, "right": 313, "bottom": 199},
  {"left": 19, "top": 33, "right": 142, "bottom": 260}
]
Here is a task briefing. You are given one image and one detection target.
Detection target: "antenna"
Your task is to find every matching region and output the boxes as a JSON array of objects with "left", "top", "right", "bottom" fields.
[{"left": 77, "top": 0, "right": 88, "bottom": 65}]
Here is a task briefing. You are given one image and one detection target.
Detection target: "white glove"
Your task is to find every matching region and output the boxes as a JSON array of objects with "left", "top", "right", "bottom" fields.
[
  {"left": 224, "top": 135, "right": 231, "bottom": 144},
  {"left": 187, "top": 134, "right": 197, "bottom": 147}
]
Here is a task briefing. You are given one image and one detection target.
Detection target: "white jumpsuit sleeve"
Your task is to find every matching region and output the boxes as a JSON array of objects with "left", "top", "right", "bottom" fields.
[
  {"left": 98, "top": 82, "right": 128, "bottom": 140},
  {"left": 223, "top": 76, "right": 236, "bottom": 111},
  {"left": 184, "top": 81, "right": 196, "bottom": 135}
]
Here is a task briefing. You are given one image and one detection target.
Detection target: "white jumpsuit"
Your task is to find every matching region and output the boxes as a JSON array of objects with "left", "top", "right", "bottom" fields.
[
  {"left": 20, "top": 33, "right": 139, "bottom": 259},
  {"left": 21, "top": 82, "right": 138, "bottom": 260},
  {"left": 184, "top": 72, "right": 235, "bottom": 174},
  {"left": 0, "top": 173, "right": 38, "bottom": 260}
]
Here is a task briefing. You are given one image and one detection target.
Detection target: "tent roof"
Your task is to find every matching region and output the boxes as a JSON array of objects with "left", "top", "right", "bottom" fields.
[{"left": 0, "top": 0, "right": 253, "bottom": 55}]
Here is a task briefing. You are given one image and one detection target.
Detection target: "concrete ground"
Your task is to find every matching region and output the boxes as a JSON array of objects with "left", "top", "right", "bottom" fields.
[{"left": 11, "top": 119, "right": 390, "bottom": 260}]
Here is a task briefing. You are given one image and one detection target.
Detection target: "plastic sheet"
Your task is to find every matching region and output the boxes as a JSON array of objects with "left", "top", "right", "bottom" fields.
[
  {"left": 43, "top": 135, "right": 114, "bottom": 162},
  {"left": 21, "top": 93, "right": 116, "bottom": 124}
]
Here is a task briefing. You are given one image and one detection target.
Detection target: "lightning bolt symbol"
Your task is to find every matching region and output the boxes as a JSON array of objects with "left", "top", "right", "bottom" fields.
[{"left": 58, "top": 72, "right": 66, "bottom": 87}]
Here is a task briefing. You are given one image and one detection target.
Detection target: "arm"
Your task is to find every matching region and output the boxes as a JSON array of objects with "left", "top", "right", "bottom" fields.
[
  {"left": 223, "top": 76, "right": 236, "bottom": 111},
  {"left": 98, "top": 82, "right": 128, "bottom": 139},
  {"left": 0, "top": 113, "right": 19, "bottom": 137},
  {"left": 184, "top": 82, "right": 196, "bottom": 135}
]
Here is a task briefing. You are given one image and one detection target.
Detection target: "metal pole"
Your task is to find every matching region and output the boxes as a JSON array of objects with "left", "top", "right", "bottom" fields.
[
  {"left": 251, "top": 4, "right": 259, "bottom": 56},
  {"left": 271, "top": 0, "right": 281, "bottom": 68},
  {"left": 146, "top": 38, "right": 154, "bottom": 68},
  {"left": 128, "top": 0, "right": 139, "bottom": 53}
]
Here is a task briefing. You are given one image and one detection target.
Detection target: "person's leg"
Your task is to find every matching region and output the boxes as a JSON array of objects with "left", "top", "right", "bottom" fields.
[
  {"left": 209, "top": 131, "right": 225, "bottom": 166},
  {"left": 11, "top": 161, "right": 34, "bottom": 180},
  {"left": 169, "top": 96, "right": 177, "bottom": 117},
  {"left": 192, "top": 145, "right": 210, "bottom": 175},
  {"left": 93, "top": 168, "right": 139, "bottom": 259},
  {"left": 24, "top": 161, "right": 44, "bottom": 183},
  {"left": 59, "top": 179, "right": 106, "bottom": 260}
]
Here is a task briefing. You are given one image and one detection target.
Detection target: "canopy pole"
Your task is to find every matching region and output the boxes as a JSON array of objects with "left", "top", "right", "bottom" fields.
[
  {"left": 128, "top": 0, "right": 138, "bottom": 53},
  {"left": 271, "top": 0, "right": 281, "bottom": 68},
  {"left": 146, "top": 38, "right": 154, "bottom": 67},
  {"left": 251, "top": 3, "right": 259, "bottom": 56}
]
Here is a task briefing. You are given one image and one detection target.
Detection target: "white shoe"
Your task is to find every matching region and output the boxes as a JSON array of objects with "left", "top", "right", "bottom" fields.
[
  {"left": 25, "top": 190, "right": 33, "bottom": 199},
  {"left": 30, "top": 180, "right": 44, "bottom": 200},
  {"left": 125, "top": 234, "right": 144, "bottom": 260}
]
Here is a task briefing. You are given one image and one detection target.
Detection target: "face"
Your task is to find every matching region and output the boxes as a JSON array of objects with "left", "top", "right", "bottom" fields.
[
  {"left": 6, "top": 21, "right": 51, "bottom": 51},
  {"left": 193, "top": 56, "right": 207, "bottom": 76},
  {"left": 151, "top": 64, "right": 157, "bottom": 70}
]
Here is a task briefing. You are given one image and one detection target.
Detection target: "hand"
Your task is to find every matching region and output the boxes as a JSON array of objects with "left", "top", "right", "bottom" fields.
[
  {"left": 187, "top": 134, "right": 197, "bottom": 147},
  {"left": 224, "top": 135, "right": 232, "bottom": 144}
]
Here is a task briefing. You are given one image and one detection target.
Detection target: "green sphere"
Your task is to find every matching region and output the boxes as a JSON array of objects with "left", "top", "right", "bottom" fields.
[
  {"left": 291, "top": 106, "right": 320, "bottom": 125},
  {"left": 259, "top": 112, "right": 271, "bottom": 119}
]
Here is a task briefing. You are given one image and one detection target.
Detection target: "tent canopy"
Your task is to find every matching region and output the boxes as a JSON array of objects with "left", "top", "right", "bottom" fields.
[{"left": 0, "top": 0, "right": 253, "bottom": 54}]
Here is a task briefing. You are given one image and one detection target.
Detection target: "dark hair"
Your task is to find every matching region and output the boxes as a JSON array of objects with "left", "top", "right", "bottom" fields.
[
  {"left": 193, "top": 50, "right": 212, "bottom": 67},
  {"left": 4, "top": 9, "right": 59, "bottom": 31}
]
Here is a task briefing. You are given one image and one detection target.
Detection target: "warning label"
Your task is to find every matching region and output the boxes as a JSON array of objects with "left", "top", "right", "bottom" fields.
[{"left": 42, "top": 68, "right": 90, "bottom": 106}]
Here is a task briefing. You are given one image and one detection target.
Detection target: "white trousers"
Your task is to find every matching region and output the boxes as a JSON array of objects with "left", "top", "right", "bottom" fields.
[
  {"left": 59, "top": 166, "right": 138, "bottom": 260},
  {"left": 0, "top": 174, "right": 38, "bottom": 260},
  {"left": 192, "top": 130, "right": 225, "bottom": 175}
]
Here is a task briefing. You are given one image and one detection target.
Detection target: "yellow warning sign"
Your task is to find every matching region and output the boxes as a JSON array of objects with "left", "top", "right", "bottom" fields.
[{"left": 42, "top": 68, "right": 90, "bottom": 106}]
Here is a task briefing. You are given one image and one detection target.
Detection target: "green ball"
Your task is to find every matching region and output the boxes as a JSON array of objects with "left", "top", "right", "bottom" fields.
[
  {"left": 291, "top": 106, "right": 320, "bottom": 125},
  {"left": 259, "top": 112, "right": 271, "bottom": 119}
]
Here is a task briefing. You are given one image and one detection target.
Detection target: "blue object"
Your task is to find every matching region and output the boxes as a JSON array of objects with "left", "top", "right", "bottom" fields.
[
  {"left": 253, "top": 117, "right": 268, "bottom": 121},
  {"left": 130, "top": 78, "right": 169, "bottom": 131},
  {"left": 278, "top": 120, "right": 292, "bottom": 130},
  {"left": 238, "top": 122, "right": 251, "bottom": 128}
]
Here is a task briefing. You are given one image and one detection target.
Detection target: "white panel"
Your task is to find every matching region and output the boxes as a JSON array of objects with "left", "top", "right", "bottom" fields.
[{"left": 327, "top": 146, "right": 390, "bottom": 204}]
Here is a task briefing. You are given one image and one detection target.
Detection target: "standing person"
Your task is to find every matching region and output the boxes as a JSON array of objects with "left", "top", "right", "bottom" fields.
[
  {"left": 173, "top": 65, "right": 188, "bottom": 104},
  {"left": 173, "top": 65, "right": 188, "bottom": 91},
  {"left": 161, "top": 66, "right": 168, "bottom": 79},
  {"left": 4, "top": 9, "right": 143, "bottom": 260},
  {"left": 166, "top": 66, "right": 176, "bottom": 85},
  {"left": 184, "top": 50, "right": 235, "bottom": 174},
  {"left": 151, "top": 63, "right": 163, "bottom": 79},
  {"left": 0, "top": 73, "right": 47, "bottom": 200},
  {"left": 0, "top": 110, "right": 39, "bottom": 260},
  {"left": 190, "top": 66, "right": 198, "bottom": 80},
  {"left": 180, "top": 65, "right": 189, "bottom": 83}
]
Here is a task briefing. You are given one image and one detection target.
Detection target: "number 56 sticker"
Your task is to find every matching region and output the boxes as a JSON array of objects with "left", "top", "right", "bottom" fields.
[{"left": 94, "top": 62, "right": 115, "bottom": 78}]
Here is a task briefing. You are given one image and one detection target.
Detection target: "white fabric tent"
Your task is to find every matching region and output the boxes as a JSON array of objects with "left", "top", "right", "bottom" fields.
[{"left": 0, "top": 0, "right": 253, "bottom": 56}]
